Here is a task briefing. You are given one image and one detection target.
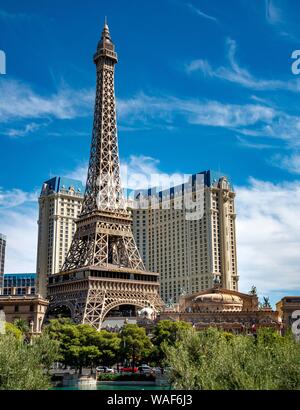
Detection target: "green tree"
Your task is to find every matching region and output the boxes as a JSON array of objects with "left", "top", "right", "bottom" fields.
[
  {"left": 13, "top": 318, "right": 30, "bottom": 334},
  {"left": 45, "top": 320, "right": 121, "bottom": 373},
  {"left": 45, "top": 320, "right": 101, "bottom": 373},
  {"left": 5, "top": 322, "right": 23, "bottom": 340},
  {"left": 259, "top": 296, "right": 272, "bottom": 309},
  {"left": 163, "top": 327, "right": 300, "bottom": 390},
  {"left": 0, "top": 332, "right": 59, "bottom": 390},
  {"left": 151, "top": 320, "right": 192, "bottom": 366},
  {"left": 95, "top": 330, "right": 121, "bottom": 366},
  {"left": 120, "top": 324, "right": 152, "bottom": 371}
]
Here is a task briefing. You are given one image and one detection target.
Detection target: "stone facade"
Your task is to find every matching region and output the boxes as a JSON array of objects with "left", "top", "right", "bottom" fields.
[
  {"left": 159, "top": 287, "right": 280, "bottom": 333},
  {"left": 0, "top": 294, "right": 49, "bottom": 334}
]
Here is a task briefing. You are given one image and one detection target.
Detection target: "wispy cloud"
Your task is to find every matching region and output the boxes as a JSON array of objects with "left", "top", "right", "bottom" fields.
[
  {"left": 118, "top": 92, "right": 276, "bottom": 128},
  {"left": 236, "top": 135, "right": 277, "bottom": 150},
  {"left": 185, "top": 38, "right": 300, "bottom": 92},
  {"left": 270, "top": 153, "right": 300, "bottom": 174},
  {"left": 0, "top": 187, "right": 38, "bottom": 208},
  {"left": 0, "top": 9, "right": 32, "bottom": 21},
  {"left": 265, "top": 0, "right": 282, "bottom": 25},
  {"left": 186, "top": 2, "right": 218, "bottom": 23},
  {"left": 264, "top": 0, "right": 298, "bottom": 41},
  {"left": 118, "top": 91, "right": 300, "bottom": 150},
  {"left": 3, "top": 122, "right": 48, "bottom": 138},
  {"left": 0, "top": 79, "right": 94, "bottom": 123}
]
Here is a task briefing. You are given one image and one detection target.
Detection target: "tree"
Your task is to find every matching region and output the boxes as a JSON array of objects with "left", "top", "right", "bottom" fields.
[
  {"left": 259, "top": 296, "right": 272, "bottom": 309},
  {"left": 44, "top": 320, "right": 121, "bottom": 373},
  {"left": 151, "top": 320, "right": 192, "bottom": 366},
  {"left": 0, "top": 331, "right": 59, "bottom": 390},
  {"left": 45, "top": 320, "right": 102, "bottom": 373},
  {"left": 5, "top": 322, "right": 23, "bottom": 341},
  {"left": 13, "top": 318, "right": 30, "bottom": 334},
  {"left": 94, "top": 330, "right": 121, "bottom": 367},
  {"left": 120, "top": 324, "right": 152, "bottom": 371},
  {"left": 163, "top": 327, "right": 300, "bottom": 390}
]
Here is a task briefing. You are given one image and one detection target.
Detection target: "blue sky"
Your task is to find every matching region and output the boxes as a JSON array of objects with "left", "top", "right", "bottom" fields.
[{"left": 0, "top": 0, "right": 300, "bottom": 306}]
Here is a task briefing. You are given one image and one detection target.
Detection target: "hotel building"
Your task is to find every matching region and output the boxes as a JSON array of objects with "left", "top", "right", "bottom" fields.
[
  {"left": 36, "top": 176, "right": 84, "bottom": 297},
  {"left": 131, "top": 171, "right": 238, "bottom": 303}
]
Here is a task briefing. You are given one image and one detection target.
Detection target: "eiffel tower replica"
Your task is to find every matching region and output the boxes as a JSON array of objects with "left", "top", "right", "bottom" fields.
[{"left": 47, "top": 20, "right": 163, "bottom": 330}]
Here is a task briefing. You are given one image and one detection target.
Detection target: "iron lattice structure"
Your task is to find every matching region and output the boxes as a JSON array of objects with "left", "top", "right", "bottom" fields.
[{"left": 47, "top": 21, "right": 163, "bottom": 329}]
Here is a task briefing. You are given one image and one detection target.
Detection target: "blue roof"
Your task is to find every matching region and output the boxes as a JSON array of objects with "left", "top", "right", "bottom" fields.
[
  {"left": 42, "top": 176, "right": 84, "bottom": 195},
  {"left": 132, "top": 170, "right": 233, "bottom": 200},
  {"left": 4, "top": 273, "right": 36, "bottom": 278}
]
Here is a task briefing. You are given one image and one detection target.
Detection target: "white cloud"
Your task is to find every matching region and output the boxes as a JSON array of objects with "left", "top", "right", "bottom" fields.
[
  {"left": 236, "top": 178, "right": 300, "bottom": 296},
  {"left": 121, "top": 155, "right": 185, "bottom": 191},
  {"left": 270, "top": 153, "right": 300, "bottom": 174},
  {"left": 186, "top": 3, "right": 218, "bottom": 23},
  {"left": 118, "top": 92, "right": 277, "bottom": 129},
  {"left": 3, "top": 122, "right": 47, "bottom": 138},
  {"left": 3, "top": 76, "right": 299, "bottom": 147},
  {"left": 0, "top": 187, "right": 37, "bottom": 208},
  {"left": 65, "top": 163, "right": 88, "bottom": 185},
  {"left": 0, "top": 207, "right": 38, "bottom": 273},
  {"left": 118, "top": 91, "right": 300, "bottom": 149},
  {"left": 236, "top": 135, "right": 276, "bottom": 150},
  {"left": 185, "top": 38, "right": 300, "bottom": 92},
  {"left": 66, "top": 155, "right": 186, "bottom": 191},
  {"left": 0, "top": 188, "right": 38, "bottom": 273},
  {"left": 185, "top": 59, "right": 214, "bottom": 76},
  {"left": 0, "top": 79, "right": 94, "bottom": 123}
]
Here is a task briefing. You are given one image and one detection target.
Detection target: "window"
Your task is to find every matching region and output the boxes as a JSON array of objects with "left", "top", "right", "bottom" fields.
[{"left": 14, "top": 305, "right": 19, "bottom": 312}]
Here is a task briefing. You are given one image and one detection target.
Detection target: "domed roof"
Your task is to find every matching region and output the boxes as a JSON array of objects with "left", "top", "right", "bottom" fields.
[
  {"left": 192, "top": 292, "right": 243, "bottom": 312},
  {"left": 194, "top": 293, "right": 242, "bottom": 304}
]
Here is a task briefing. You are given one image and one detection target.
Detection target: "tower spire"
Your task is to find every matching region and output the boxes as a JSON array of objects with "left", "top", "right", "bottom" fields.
[{"left": 62, "top": 22, "right": 143, "bottom": 272}]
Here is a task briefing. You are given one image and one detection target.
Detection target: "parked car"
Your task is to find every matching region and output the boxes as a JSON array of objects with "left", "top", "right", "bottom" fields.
[
  {"left": 138, "top": 364, "right": 152, "bottom": 374},
  {"left": 120, "top": 366, "right": 138, "bottom": 373},
  {"left": 96, "top": 366, "right": 115, "bottom": 373}
]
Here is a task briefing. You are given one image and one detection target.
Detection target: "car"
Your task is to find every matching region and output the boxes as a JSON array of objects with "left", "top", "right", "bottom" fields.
[
  {"left": 138, "top": 365, "right": 153, "bottom": 374},
  {"left": 96, "top": 366, "right": 115, "bottom": 373},
  {"left": 120, "top": 366, "right": 138, "bottom": 373}
]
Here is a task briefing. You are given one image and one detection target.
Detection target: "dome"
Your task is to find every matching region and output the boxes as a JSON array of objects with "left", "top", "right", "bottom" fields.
[{"left": 192, "top": 292, "right": 243, "bottom": 312}]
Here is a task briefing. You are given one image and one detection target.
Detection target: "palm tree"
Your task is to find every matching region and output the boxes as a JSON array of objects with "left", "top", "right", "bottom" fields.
[{"left": 13, "top": 318, "right": 30, "bottom": 334}]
